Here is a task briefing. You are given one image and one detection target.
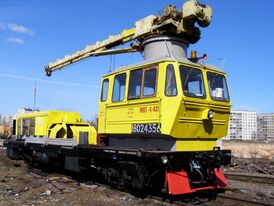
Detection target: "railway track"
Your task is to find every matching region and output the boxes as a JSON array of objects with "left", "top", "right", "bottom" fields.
[
  {"left": 225, "top": 172, "right": 274, "bottom": 185},
  {"left": 202, "top": 190, "right": 274, "bottom": 206},
  {"left": 219, "top": 172, "right": 274, "bottom": 206},
  {"left": 147, "top": 189, "right": 274, "bottom": 206},
  {"left": 25, "top": 166, "right": 274, "bottom": 206},
  {"left": 5, "top": 157, "right": 274, "bottom": 206},
  {"left": 78, "top": 173, "right": 274, "bottom": 206}
]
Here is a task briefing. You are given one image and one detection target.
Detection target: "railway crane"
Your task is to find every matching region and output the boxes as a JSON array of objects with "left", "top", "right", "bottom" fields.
[{"left": 5, "top": 0, "right": 231, "bottom": 195}]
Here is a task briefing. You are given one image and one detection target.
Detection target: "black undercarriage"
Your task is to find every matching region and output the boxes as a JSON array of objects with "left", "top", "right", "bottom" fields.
[{"left": 4, "top": 139, "right": 231, "bottom": 193}]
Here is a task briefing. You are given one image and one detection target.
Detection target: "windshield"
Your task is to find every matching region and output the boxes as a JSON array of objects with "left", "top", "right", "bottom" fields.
[
  {"left": 180, "top": 65, "right": 205, "bottom": 98},
  {"left": 207, "top": 72, "right": 230, "bottom": 102}
]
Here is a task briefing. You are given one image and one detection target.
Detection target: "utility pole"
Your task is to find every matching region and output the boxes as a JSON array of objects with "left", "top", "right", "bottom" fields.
[{"left": 33, "top": 83, "right": 36, "bottom": 111}]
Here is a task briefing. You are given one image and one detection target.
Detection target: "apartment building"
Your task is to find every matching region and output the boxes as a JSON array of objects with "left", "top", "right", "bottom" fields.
[
  {"left": 257, "top": 113, "right": 274, "bottom": 141},
  {"left": 225, "top": 110, "right": 257, "bottom": 140}
]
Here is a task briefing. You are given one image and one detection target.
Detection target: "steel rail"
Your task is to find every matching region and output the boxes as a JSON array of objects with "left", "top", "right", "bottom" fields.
[{"left": 225, "top": 172, "right": 274, "bottom": 185}]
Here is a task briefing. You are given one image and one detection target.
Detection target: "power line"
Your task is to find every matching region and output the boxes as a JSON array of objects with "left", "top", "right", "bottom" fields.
[{"left": 0, "top": 72, "right": 98, "bottom": 88}]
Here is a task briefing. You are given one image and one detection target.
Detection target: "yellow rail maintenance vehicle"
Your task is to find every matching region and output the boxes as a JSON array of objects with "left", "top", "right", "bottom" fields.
[{"left": 6, "top": 0, "right": 231, "bottom": 195}]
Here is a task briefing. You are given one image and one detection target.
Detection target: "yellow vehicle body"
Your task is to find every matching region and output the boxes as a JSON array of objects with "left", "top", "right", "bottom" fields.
[
  {"left": 98, "top": 58, "right": 231, "bottom": 151},
  {"left": 16, "top": 110, "right": 97, "bottom": 144}
]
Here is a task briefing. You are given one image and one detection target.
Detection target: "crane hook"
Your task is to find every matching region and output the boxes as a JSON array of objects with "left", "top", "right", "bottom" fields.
[{"left": 45, "top": 67, "right": 52, "bottom": 77}]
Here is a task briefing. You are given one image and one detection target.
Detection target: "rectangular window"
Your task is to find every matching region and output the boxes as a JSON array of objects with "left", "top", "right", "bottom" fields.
[
  {"left": 128, "top": 69, "right": 142, "bottom": 99},
  {"left": 207, "top": 72, "right": 230, "bottom": 102},
  {"left": 29, "top": 118, "right": 35, "bottom": 136},
  {"left": 112, "top": 73, "right": 126, "bottom": 102},
  {"left": 22, "top": 118, "right": 29, "bottom": 136},
  {"left": 165, "top": 64, "right": 177, "bottom": 96},
  {"left": 17, "top": 119, "right": 22, "bottom": 136},
  {"left": 143, "top": 68, "right": 157, "bottom": 96},
  {"left": 101, "top": 79, "right": 109, "bottom": 102},
  {"left": 128, "top": 67, "right": 157, "bottom": 99},
  {"left": 180, "top": 65, "right": 205, "bottom": 98}
]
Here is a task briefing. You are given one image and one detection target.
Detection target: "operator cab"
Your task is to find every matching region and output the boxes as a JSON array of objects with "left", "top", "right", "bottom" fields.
[{"left": 98, "top": 57, "right": 231, "bottom": 151}]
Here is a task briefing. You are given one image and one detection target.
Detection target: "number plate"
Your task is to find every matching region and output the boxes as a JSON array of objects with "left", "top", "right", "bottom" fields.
[{"left": 131, "top": 123, "right": 160, "bottom": 134}]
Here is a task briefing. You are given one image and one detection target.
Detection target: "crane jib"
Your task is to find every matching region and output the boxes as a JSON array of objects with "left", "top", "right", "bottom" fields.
[{"left": 44, "top": 0, "right": 212, "bottom": 76}]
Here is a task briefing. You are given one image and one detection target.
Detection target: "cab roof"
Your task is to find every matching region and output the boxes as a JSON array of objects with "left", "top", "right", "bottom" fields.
[{"left": 103, "top": 55, "right": 224, "bottom": 78}]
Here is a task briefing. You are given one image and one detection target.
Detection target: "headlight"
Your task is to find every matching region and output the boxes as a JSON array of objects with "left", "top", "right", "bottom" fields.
[
  {"left": 208, "top": 110, "right": 214, "bottom": 119},
  {"left": 161, "top": 155, "right": 169, "bottom": 164}
]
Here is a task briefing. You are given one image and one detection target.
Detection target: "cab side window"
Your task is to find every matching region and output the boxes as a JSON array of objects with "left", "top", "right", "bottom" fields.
[
  {"left": 143, "top": 68, "right": 157, "bottom": 96},
  {"left": 101, "top": 79, "right": 109, "bottom": 102},
  {"left": 165, "top": 64, "right": 177, "bottom": 96},
  {"left": 128, "top": 67, "right": 157, "bottom": 99},
  {"left": 112, "top": 73, "right": 126, "bottom": 102},
  {"left": 128, "top": 69, "right": 142, "bottom": 99}
]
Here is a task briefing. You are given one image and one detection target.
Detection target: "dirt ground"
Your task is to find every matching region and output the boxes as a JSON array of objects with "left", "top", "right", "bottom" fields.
[
  {"left": 222, "top": 141, "right": 274, "bottom": 159},
  {"left": 0, "top": 141, "right": 273, "bottom": 206},
  {"left": 0, "top": 149, "right": 164, "bottom": 206},
  {"left": 221, "top": 141, "right": 274, "bottom": 177}
]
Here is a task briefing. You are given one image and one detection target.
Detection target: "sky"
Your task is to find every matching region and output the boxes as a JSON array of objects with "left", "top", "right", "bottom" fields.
[{"left": 0, "top": 0, "right": 274, "bottom": 120}]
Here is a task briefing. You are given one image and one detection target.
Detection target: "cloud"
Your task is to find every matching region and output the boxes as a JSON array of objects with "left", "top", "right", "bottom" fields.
[
  {"left": 5, "top": 37, "right": 25, "bottom": 44},
  {"left": 7, "top": 23, "right": 34, "bottom": 35}
]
